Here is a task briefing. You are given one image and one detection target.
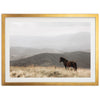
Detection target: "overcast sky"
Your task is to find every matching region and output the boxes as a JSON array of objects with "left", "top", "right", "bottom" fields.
[{"left": 6, "top": 18, "right": 91, "bottom": 52}]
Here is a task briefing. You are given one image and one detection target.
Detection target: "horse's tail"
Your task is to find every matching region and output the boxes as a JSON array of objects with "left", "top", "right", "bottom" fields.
[{"left": 74, "top": 63, "right": 77, "bottom": 71}]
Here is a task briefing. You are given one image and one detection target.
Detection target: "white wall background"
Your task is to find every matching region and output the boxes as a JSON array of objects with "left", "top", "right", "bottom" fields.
[{"left": 0, "top": 0, "right": 100, "bottom": 100}]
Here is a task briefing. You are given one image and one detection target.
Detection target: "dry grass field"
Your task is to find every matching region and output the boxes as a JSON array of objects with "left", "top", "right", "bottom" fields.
[{"left": 10, "top": 66, "right": 90, "bottom": 78}]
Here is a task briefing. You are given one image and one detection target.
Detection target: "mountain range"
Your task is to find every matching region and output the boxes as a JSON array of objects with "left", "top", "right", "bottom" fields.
[
  {"left": 10, "top": 47, "right": 63, "bottom": 61},
  {"left": 10, "top": 48, "right": 90, "bottom": 69}
]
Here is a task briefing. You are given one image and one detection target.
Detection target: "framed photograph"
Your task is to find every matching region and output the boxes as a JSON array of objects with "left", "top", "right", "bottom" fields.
[{"left": 2, "top": 14, "right": 99, "bottom": 85}]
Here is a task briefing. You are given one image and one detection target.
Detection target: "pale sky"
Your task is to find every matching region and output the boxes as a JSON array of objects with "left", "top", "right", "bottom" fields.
[
  {"left": 6, "top": 18, "right": 91, "bottom": 37},
  {"left": 6, "top": 18, "right": 91, "bottom": 52}
]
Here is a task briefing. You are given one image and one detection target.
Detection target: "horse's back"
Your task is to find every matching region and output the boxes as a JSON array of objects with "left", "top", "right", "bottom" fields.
[{"left": 69, "top": 61, "right": 76, "bottom": 65}]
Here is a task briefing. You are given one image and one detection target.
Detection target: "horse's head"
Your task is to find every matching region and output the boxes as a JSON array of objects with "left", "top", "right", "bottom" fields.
[
  {"left": 59, "top": 57, "right": 62, "bottom": 63},
  {"left": 59, "top": 57, "right": 68, "bottom": 63}
]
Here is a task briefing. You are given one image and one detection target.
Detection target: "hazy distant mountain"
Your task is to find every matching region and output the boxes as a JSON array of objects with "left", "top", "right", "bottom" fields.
[
  {"left": 10, "top": 47, "right": 63, "bottom": 61},
  {"left": 10, "top": 52, "right": 90, "bottom": 69},
  {"left": 10, "top": 32, "right": 90, "bottom": 52}
]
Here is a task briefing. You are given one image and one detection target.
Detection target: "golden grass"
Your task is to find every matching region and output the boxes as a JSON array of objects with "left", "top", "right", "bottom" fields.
[{"left": 10, "top": 66, "right": 90, "bottom": 78}]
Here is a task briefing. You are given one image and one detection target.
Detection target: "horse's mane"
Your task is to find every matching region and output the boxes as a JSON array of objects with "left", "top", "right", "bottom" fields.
[{"left": 60, "top": 57, "right": 68, "bottom": 61}]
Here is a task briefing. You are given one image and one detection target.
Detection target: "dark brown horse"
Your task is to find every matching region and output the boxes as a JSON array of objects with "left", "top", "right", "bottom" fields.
[{"left": 59, "top": 57, "right": 77, "bottom": 71}]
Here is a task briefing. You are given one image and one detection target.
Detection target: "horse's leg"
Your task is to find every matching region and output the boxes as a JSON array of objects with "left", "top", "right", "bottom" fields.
[
  {"left": 65, "top": 66, "right": 67, "bottom": 69},
  {"left": 64, "top": 65, "right": 67, "bottom": 69},
  {"left": 73, "top": 63, "right": 77, "bottom": 71},
  {"left": 64, "top": 63, "right": 66, "bottom": 69}
]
